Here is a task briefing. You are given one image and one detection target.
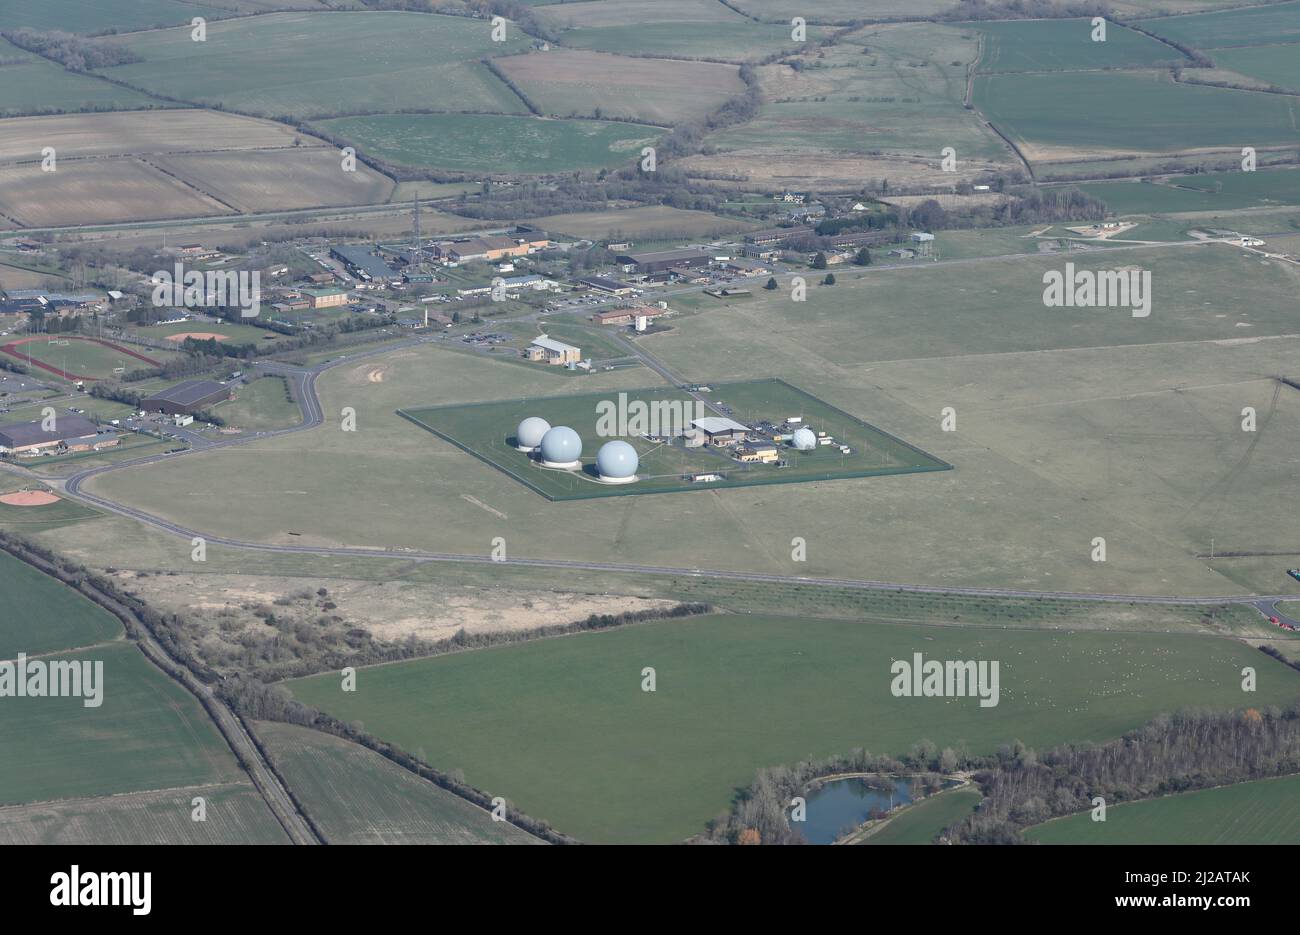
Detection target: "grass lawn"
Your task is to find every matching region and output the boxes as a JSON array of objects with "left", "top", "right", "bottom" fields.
[
  {"left": 0, "top": 39, "right": 163, "bottom": 117},
  {"left": 1024, "top": 772, "right": 1300, "bottom": 843},
  {"left": 1135, "top": 1, "right": 1300, "bottom": 49},
  {"left": 863, "top": 785, "right": 983, "bottom": 844},
  {"left": 0, "top": 0, "right": 230, "bottom": 33},
  {"left": 0, "top": 642, "right": 243, "bottom": 806},
  {"left": 313, "top": 113, "right": 661, "bottom": 174},
  {"left": 212, "top": 375, "right": 300, "bottom": 431},
  {"left": 284, "top": 613, "right": 1300, "bottom": 843},
  {"left": 1071, "top": 168, "right": 1300, "bottom": 214},
  {"left": 255, "top": 721, "right": 542, "bottom": 844},
  {"left": 0, "top": 548, "right": 121, "bottom": 657}
]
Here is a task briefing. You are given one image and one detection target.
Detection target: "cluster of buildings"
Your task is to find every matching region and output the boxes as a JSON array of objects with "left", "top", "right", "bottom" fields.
[{"left": 0, "top": 414, "right": 118, "bottom": 457}]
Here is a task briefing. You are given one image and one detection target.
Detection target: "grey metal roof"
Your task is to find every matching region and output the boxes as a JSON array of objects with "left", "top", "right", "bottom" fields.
[
  {"left": 142, "top": 379, "right": 228, "bottom": 407},
  {"left": 692, "top": 416, "right": 750, "bottom": 434},
  {"left": 0, "top": 414, "right": 100, "bottom": 447}
]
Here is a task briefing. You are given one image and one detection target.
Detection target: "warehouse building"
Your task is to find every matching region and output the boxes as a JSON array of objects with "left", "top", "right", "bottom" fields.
[
  {"left": 616, "top": 248, "right": 714, "bottom": 274},
  {"left": 691, "top": 415, "right": 750, "bottom": 446},
  {"left": 302, "top": 287, "right": 349, "bottom": 309},
  {"left": 332, "top": 245, "right": 398, "bottom": 282},
  {"left": 141, "top": 380, "right": 231, "bottom": 416},
  {"left": 0, "top": 415, "right": 114, "bottom": 455},
  {"left": 524, "top": 335, "right": 581, "bottom": 366}
]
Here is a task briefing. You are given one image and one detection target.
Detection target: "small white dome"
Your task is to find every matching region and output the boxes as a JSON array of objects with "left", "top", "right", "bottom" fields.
[
  {"left": 596, "top": 440, "right": 639, "bottom": 479},
  {"left": 516, "top": 416, "right": 551, "bottom": 449},
  {"left": 539, "top": 425, "right": 582, "bottom": 464},
  {"left": 791, "top": 427, "right": 817, "bottom": 450}
]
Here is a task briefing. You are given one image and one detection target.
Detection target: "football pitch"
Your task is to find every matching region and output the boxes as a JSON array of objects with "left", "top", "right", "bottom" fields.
[{"left": 398, "top": 379, "right": 950, "bottom": 500}]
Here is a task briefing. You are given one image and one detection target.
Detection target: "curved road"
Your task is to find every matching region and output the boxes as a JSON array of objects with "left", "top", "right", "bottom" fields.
[{"left": 6, "top": 324, "right": 1293, "bottom": 615}]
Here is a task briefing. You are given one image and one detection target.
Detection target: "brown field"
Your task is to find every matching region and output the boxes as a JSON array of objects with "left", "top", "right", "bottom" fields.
[
  {"left": 731, "top": 0, "right": 958, "bottom": 19},
  {"left": 162, "top": 332, "right": 229, "bottom": 343},
  {"left": 0, "top": 111, "right": 302, "bottom": 165},
  {"left": 881, "top": 192, "right": 1013, "bottom": 209},
  {"left": 0, "top": 262, "right": 67, "bottom": 290},
  {"left": 0, "top": 491, "right": 60, "bottom": 506},
  {"left": 528, "top": 205, "right": 758, "bottom": 240},
  {"left": 494, "top": 50, "right": 742, "bottom": 125},
  {"left": 0, "top": 783, "right": 289, "bottom": 845},
  {"left": 0, "top": 160, "right": 232, "bottom": 228},
  {"left": 150, "top": 149, "right": 394, "bottom": 213},
  {"left": 676, "top": 150, "right": 998, "bottom": 190},
  {"left": 533, "top": 0, "right": 745, "bottom": 28}
]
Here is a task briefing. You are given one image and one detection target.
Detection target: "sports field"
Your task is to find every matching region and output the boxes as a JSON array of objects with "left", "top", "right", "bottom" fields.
[
  {"left": 255, "top": 721, "right": 542, "bottom": 845},
  {"left": 0, "top": 493, "right": 102, "bottom": 532},
  {"left": 399, "top": 379, "right": 949, "bottom": 500},
  {"left": 313, "top": 113, "right": 661, "bottom": 174},
  {"left": 973, "top": 19, "right": 1186, "bottom": 73},
  {"left": 975, "top": 70, "right": 1300, "bottom": 160},
  {"left": 1023, "top": 772, "right": 1300, "bottom": 844},
  {"left": 284, "top": 613, "right": 1300, "bottom": 843},
  {"left": 862, "top": 785, "right": 982, "bottom": 845},
  {"left": 1, "top": 336, "right": 163, "bottom": 381},
  {"left": 99, "top": 12, "right": 531, "bottom": 119},
  {"left": 0, "top": 783, "right": 288, "bottom": 845},
  {"left": 0, "top": 549, "right": 121, "bottom": 657},
  {"left": 0, "top": 642, "right": 244, "bottom": 805}
]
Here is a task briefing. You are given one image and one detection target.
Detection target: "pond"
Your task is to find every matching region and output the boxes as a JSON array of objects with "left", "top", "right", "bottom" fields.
[{"left": 797, "top": 776, "right": 915, "bottom": 845}]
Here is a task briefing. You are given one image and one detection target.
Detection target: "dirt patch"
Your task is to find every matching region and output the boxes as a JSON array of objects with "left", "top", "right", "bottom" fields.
[
  {"left": 115, "top": 572, "right": 681, "bottom": 650},
  {"left": 163, "top": 331, "right": 230, "bottom": 343},
  {"left": 0, "top": 490, "right": 60, "bottom": 506},
  {"left": 367, "top": 368, "right": 385, "bottom": 383}
]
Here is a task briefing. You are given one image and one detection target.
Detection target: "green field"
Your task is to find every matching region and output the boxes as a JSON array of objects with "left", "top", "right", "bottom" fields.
[
  {"left": 975, "top": 70, "right": 1300, "bottom": 157},
  {"left": 285, "top": 613, "right": 1300, "bottom": 843},
  {"left": 1136, "top": 1, "right": 1300, "bottom": 49},
  {"left": 559, "top": 21, "right": 813, "bottom": 61},
  {"left": 1024, "top": 772, "right": 1300, "bottom": 843},
  {"left": 1071, "top": 169, "right": 1300, "bottom": 214},
  {"left": 0, "top": 39, "right": 162, "bottom": 117},
  {"left": 0, "top": 642, "right": 244, "bottom": 805},
  {"left": 863, "top": 785, "right": 982, "bottom": 845},
  {"left": 0, "top": 0, "right": 231, "bottom": 34},
  {"left": 973, "top": 19, "right": 1186, "bottom": 73},
  {"left": 0, "top": 549, "right": 121, "bottom": 657},
  {"left": 1208, "top": 43, "right": 1300, "bottom": 93},
  {"left": 99, "top": 12, "right": 531, "bottom": 119},
  {"left": 0, "top": 782, "right": 288, "bottom": 845},
  {"left": 255, "top": 721, "right": 542, "bottom": 844},
  {"left": 399, "top": 379, "right": 949, "bottom": 500},
  {"left": 212, "top": 375, "right": 300, "bottom": 431},
  {"left": 313, "top": 113, "right": 661, "bottom": 174}
]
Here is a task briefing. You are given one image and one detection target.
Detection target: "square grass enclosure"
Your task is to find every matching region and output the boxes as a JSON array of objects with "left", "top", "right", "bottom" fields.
[{"left": 398, "top": 378, "right": 950, "bottom": 500}]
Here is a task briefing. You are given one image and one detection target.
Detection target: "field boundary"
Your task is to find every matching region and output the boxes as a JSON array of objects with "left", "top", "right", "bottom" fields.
[{"left": 397, "top": 377, "right": 952, "bottom": 501}]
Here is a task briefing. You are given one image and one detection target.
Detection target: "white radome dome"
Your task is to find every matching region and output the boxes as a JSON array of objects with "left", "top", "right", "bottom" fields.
[
  {"left": 515, "top": 416, "right": 551, "bottom": 450},
  {"left": 791, "top": 427, "right": 817, "bottom": 450},
  {"left": 539, "top": 425, "right": 582, "bottom": 466},
  {"left": 596, "top": 440, "right": 639, "bottom": 481}
]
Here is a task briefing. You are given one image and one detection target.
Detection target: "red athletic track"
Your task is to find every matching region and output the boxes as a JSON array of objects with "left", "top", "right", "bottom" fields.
[{"left": 0, "top": 336, "right": 161, "bottom": 381}]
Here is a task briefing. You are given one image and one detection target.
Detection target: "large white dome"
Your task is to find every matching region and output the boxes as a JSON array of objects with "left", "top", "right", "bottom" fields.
[
  {"left": 515, "top": 416, "right": 551, "bottom": 450},
  {"left": 791, "top": 427, "right": 817, "bottom": 450},
  {"left": 596, "top": 440, "right": 639, "bottom": 480},
  {"left": 539, "top": 425, "right": 582, "bottom": 465}
]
